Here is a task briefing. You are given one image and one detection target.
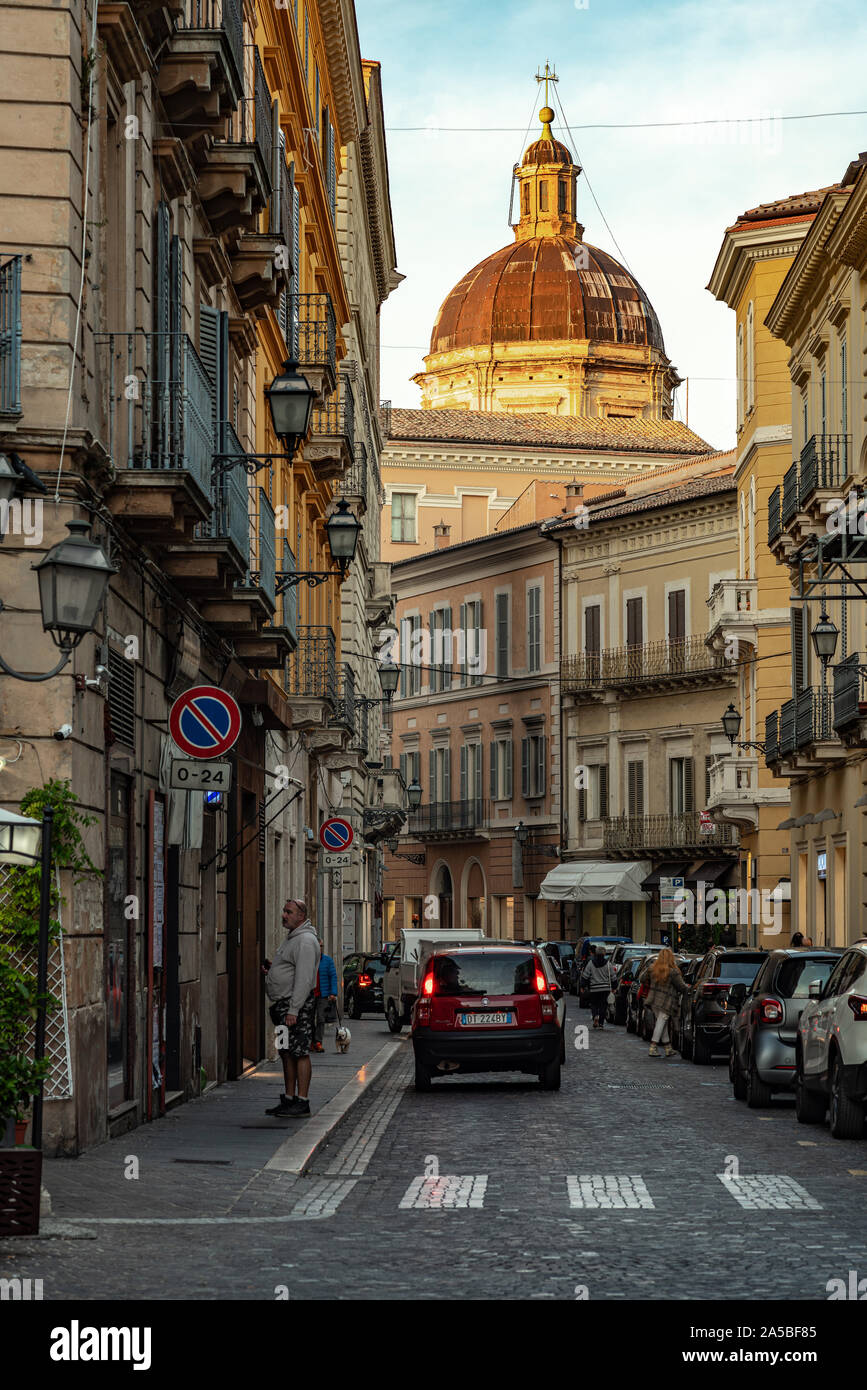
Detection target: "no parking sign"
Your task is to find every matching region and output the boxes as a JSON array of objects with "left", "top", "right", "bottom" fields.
[
  {"left": 319, "top": 817, "right": 353, "bottom": 851},
  {"left": 169, "top": 686, "right": 242, "bottom": 759}
]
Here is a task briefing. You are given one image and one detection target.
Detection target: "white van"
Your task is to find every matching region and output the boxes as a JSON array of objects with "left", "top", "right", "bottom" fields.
[{"left": 382, "top": 927, "right": 486, "bottom": 1033}]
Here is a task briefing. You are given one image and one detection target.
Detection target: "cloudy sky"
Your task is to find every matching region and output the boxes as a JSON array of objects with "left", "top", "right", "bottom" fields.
[{"left": 356, "top": 0, "right": 867, "bottom": 450}]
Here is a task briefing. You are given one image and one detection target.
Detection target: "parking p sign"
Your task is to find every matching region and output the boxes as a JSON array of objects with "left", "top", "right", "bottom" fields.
[{"left": 319, "top": 817, "right": 353, "bottom": 851}]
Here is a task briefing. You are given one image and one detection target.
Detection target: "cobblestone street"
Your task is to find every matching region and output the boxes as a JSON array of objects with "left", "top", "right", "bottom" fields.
[{"left": 5, "top": 1000, "right": 867, "bottom": 1302}]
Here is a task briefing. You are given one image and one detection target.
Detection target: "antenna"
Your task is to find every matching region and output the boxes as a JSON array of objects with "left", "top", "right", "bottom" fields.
[{"left": 535, "top": 61, "right": 558, "bottom": 108}]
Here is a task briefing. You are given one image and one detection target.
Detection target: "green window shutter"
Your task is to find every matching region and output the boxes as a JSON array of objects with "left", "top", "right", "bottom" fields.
[
  {"left": 429, "top": 748, "right": 436, "bottom": 804},
  {"left": 429, "top": 611, "right": 437, "bottom": 693},
  {"left": 521, "top": 737, "right": 530, "bottom": 798},
  {"left": 505, "top": 739, "right": 513, "bottom": 799},
  {"left": 495, "top": 593, "right": 509, "bottom": 679},
  {"left": 578, "top": 786, "right": 586, "bottom": 821},
  {"left": 537, "top": 735, "right": 547, "bottom": 796},
  {"left": 443, "top": 748, "right": 451, "bottom": 804},
  {"left": 443, "top": 605, "right": 453, "bottom": 688},
  {"left": 598, "top": 763, "right": 608, "bottom": 818},
  {"left": 684, "top": 757, "right": 694, "bottom": 813},
  {"left": 473, "top": 600, "right": 483, "bottom": 685},
  {"left": 490, "top": 741, "right": 498, "bottom": 798},
  {"left": 475, "top": 744, "right": 483, "bottom": 803},
  {"left": 399, "top": 753, "right": 407, "bottom": 787},
  {"left": 459, "top": 603, "right": 467, "bottom": 687},
  {"left": 460, "top": 745, "right": 468, "bottom": 803},
  {"left": 636, "top": 761, "right": 644, "bottom": 816}
]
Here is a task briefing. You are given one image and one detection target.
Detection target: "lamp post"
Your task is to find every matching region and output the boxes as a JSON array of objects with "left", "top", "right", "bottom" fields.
[
  {"left": 265, "top": 359, "right": 315, "bottom": 455},
  {"left": 0, "top": 805, "right": 52, "bottom": 1151},
  {"left": 274, "top": 497, "right": 362, "bottom": 592},
  {"left": 720, "top": 703, "right": 766, "bottom": 754},
  {"left": 0, "top": 519, "right": 116, "bottom": 681},
  {"left": 810, "top": 612, "right": 839, "bottom": 667},
  {"left": 377, "top": 654, "right": 400, "bottom": 702}
]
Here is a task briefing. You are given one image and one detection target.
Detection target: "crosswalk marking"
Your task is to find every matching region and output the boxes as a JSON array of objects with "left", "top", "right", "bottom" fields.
[
  {"left": 717, "top": 1174, "right": 822, "bottom": 1211},
  {"left": 567, "top": 1175, "right": 655, "bottom": 1209},
  {"left": 399, "top": 1175, "right": 488, "bottom": 1210}
]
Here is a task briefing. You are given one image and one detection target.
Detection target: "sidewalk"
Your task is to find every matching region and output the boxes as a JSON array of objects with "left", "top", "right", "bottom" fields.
[{"left": 35, "top": 1017, "right": 405, "bottom": 1226}]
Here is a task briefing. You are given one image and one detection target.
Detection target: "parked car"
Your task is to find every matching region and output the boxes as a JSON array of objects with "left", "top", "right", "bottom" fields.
[
  {"left": 796, "top": 942, "right": 867, "bottom": 1138},
  {"left": 411, "top": 944, "right": 566, "bottom": 1092},
  {"left": 573, "top": 937, "right": 630, "bottom": 1003},
  {"left": 382, "top": 926, "right": 486, "bottom": 1033},
  {"left": 625, "top": 955, "right": 657, "bottom": 1035},
  {"left": 607, "top": 953, "right": 648, "bottom": 1025},
  {"left": 342, "top": 953, "right": 388, "bottom": 1019},
  {"left": 539, "top": 940, "right": 576, "bottom": 992},
  {"left": 667, "top": 955, "right": 701, "bottom": 1050},
  {"left": 680, "top": 948, "right": 765, "bottom": 1064},
  {"left": 730, "top": 948, "right": 841, "bottom": 1107},
  {"left": 610, "top": 942, "right": 656, "bottom": 979},
  {"left": 640, "top": 954, "right": 694, "bottom": 1042}
]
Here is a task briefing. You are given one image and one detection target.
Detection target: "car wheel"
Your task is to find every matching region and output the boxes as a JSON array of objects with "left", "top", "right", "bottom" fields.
[
  {"left": 746, "top": 1054, "right": 773, "bottom": 1109},
  {"left": 829, "top": 1054, "right": 865, "bottom": 1140},
  {"left": 692, "top": 1030, "right": 710, "bottom": 1065},
  {"left": 730, "top": 1047, "right": 747, "bottom": 1101},
  {"left": 795, "top": 1062, "right": 825, "bottom": 1125},
  {"left": 680, "top": 1014, "right": 693, "bottom": 1061},
  {"left": 414, "top": 1059, "right": 432, "bottom": 1092},
  {"left": 539, "top": 1057, "right": 561, "bottom": 1091},
  {"left": 347, "top": 990, "right": 362, "bottom": 1021},
  {"left": 385, "top": 1000, "right": 403, "bottom": 1034}
]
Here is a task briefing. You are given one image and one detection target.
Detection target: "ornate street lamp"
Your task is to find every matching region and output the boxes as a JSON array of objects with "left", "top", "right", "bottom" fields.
[
  {"left": 722, "top": 703, "right": 742, "bottom": 745},
  {"left": 811, "top": 611, "right": 838, "bottom": 667},
  {"left": 406, "top": 778, "right": 422, "bottom": 810},
  {"left": 265, "top": 359, "right": 315, "bottom": 454},
  {"left": 385, "top": 836, "right": 398, "bottom": 853},
  {"left": 514, "top": 820, "right": 529, "bottom": 845},
  {"left": 0, "top": 519, "right": 116, "bottom": 681},
  {"left": 324, "top": 497, "right": 362, "bottom": 576},
  {"left": 377, "top": 654, "right": 400, "bottom": 701}
]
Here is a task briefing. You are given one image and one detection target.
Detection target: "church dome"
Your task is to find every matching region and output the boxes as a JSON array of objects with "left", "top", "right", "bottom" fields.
[{"left": 429, "top": 236, "right": 666, "bottom": 356}]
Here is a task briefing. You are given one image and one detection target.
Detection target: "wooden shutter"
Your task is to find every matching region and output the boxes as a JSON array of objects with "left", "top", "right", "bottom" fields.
[
  {"left": 473, "top": 600, "right": 483, "bottom": 685},
  {"left": 474, "top": 744, "right": 483, "bottom": 805},
  {"left": 504, "top": 739, "right": 513, "bottom": 798},
  {"left": 684, "top": 757, "right": 695, "bottom": 813},
  {"left": 399, "top": 752, "right": 407, "bottom": 787},
  {"left": 627, "top": 761, "right": 644, "bottom": 817},
  {"left": 626, "top": 597, "right": 643, "bottom": 648},
  {"left": 705, "top": 754, "right": 713, "bottom": 805},
  {"left": 490, "top": 741, "right": 498, "bottom": 798},
  {"left": 443, "top": 747, "right": 451, "bottom": 804},
  {"left": 429, "top": 748, "right": 436, "bottom": 804},
  {"left": 792, "top": 607, "right": 806, "bottom": 692},
  {"left": 429, "top": 611, "right": 437, "bottom": 692},
  {"left": 535, "top": 735, "right": 546, "bottom": 796},
  {"left": 496, "top": 593, "right": 509, "bottom": 679},
  {"left": 460, "top": 745, "right": 468, "bottom": 803},
  {"left": 578, "top": 786, "right": 586, "bottom": 821},
  {"left": 668, "top": 589, "right": 686, "bottom": 641},
  {"left": 598, "top": 763, "right": 608, "bottom": 819},
  {"left": 198, "top": 303, "right": 220, "bottom": 445},
  {"left": 521, "top": 736, "right": 530, "bottom": 798},
  {"left": 442, "top": 605, "right": 452, "bottom": 689},
  {"left": 399, "top": 618, "right": 410, "bottom": 697},
  {"left": 585, "top": 604, "right": 600, "bottom": 652},
  {"left": 459, "top": 602, "right": 467, "bottom": 686}
]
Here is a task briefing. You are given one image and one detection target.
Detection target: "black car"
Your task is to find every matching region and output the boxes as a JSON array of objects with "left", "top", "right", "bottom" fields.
[
  {"left": 680, "top": 948, "right": 766, "bottom": 1064},
  {"left": 539, "top": 941, "right": 576, "bottom": 992},
  {"left": 342, "top": 952, "right": 387, "bottom": 1018},
  {"left": 730, "top": 948, "right": 841, "bottom": 1106},
  {"left": 608, "top": 953, "right": 647, "bottom": 1025}
]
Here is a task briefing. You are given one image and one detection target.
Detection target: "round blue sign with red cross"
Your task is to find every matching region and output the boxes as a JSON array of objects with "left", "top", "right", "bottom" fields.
[
  {"left": 319, "top": 817, "right": 353, "bottom": 851},
  {"left": 169, "top": 685, "right": 242, "bottom": 759}
]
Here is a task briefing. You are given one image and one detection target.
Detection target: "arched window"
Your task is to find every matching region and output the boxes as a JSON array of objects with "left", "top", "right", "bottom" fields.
[
  {"left": 736, "top": 324, "right": 745, "bottom": 428},
  {"left": 538, "top": 180, "right": 549, "bottom": 212},
  {"left": 558, "top": 178, "right": 567, "bottom": 213},
  {"left": 521, "top": 182, "right": 530, "bottom": 216},
  {"left": 746, "top": 301, "right": 755, "bottom": 413}
]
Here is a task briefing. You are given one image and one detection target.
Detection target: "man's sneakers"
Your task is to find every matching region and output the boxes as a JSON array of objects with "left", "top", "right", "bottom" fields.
[{"left": 265, "top": 1094, "right": 311, "bottom": 1118}]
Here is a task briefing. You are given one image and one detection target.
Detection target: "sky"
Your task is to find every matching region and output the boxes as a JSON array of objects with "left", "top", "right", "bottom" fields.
[{"left": 355, "top": 0, "right": 867, "bottom": 451}]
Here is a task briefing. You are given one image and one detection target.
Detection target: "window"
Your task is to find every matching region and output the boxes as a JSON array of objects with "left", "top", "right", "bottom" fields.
[
  {"left": 391, "top": 493, "right": 417, "bottom": 543},
  {"left": 538, "top": 180, "right": 548, "bottom": 212},
  {"left": 590, "top": 764, "right": 608, "bottom": 819},
  {"left": 668, "top": 589, "right": 686, "bottom": 642},
  {"left": 585, "top": 603, "right": 601, "bottom": 679},
  {"left": 558, "top": 178, "right": 567, "bottom": 214},
  {"left": 429, "top": 745, "right": 451, "bottom": 804},
  {"left": 527, "top": 585, "right": 542, "bottom": 672},
  {"left": 429, "top": 607, "right": 452, "bottom": 693},
  {"left": 626, "top": 596, "right": 643, "bottom": 648},
  {"left": 521, "top": 733, "right": 547, "bottom": 799},
  {"left": 495, "top": 592, "right": 510, "bottom": 679},
  {"left": 821, "top": 371, "right": 827, "bottom": 436},
  {"left": 399, "top": 750, "right": 420, "bottom": 796},
  {"left": 705, "top": 754, "right": 715, "bottom": 805},
  {"left": 669, "top": 757, "right": 694, "bottom": 815},
  {"left": 521, "top": 182, "right": 530, "bottom": 216},
  {"left": 791, "top": 607, "right": 807, "bottom": 692},
  {"left": 399, "top": 616, "right": 421, "bottom": 697},
  {"left": 627, "top": 760, "right": 644, "bottom": 817},
  {"left": 460, "top": 743, "right": 483, "bottom": 805},
  {"left": 489, "top": 737, "right": 513, "bottom": 800},
  {"left": 460, "top": 599, "right": 483, "bottom": 687}
]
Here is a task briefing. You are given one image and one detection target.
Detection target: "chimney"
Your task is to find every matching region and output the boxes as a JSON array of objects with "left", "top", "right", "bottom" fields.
[
  {"left": 433, "top": 519, "right": 451, "bottom": 550},
  {"left": 565, "top": 479, "right": 583, "bottom": 500}
]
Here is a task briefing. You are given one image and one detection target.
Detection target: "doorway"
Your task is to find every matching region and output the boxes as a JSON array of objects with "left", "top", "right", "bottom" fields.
[{"left": 435, "top": 864, "right": 454, "bottom": 931}]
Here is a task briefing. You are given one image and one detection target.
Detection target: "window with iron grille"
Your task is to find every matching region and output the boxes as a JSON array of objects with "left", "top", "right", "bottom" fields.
[{"left": 108, "top": 648, "right": 136, "bottom": 749}]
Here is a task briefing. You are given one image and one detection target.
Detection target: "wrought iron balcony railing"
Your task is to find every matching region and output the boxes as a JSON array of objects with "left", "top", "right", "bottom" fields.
[
  {"left": 0, "top": 254, "right": 22, "bottom": 417},
  {"left": 351, "top": 700, "right": 369, "bottom": 757},
  {"left": 248, "top": 488, "right": 275, "bottom": 606},
  {"left": 408, "top": 799, "right": 490, "bottom": 836},
  {"left": 602, "top": 812, "right": 738, "bottom": 851},
  {"left": 798, "top": 433, "right": 851, "bottom": 506},
  {"left": 311, "top": 369, "right": 354, "bottom": 449},
  {"left": 331, "top": 663, "right": 357, "bottom": 738},
  {"left": 833, "top": 652, "right": 867, "bottom": 732},
  {"left": 178, "top": 0, "right": 243, "bottom": 92},
  {"left": 292, "top": 292, "right": 336, "bottom": 380},
  {"left": 97, "top": 331, "right": 213, "bottom": 501},
  {"left": 765, "top": 710, "right": 779, "bottom": 763},
  {"left": 339, "top": 439, "right": 368, "bottom": 501},
  {"left": 768, "top": 485, "right": 781, "bottom": 545},
  {"left": 279, "top": 540, "right": 297, "bottom": 647},
  {"left": 286, "top": 625, "right": 337, "bottom": 706},
  {"left": 212, "top": 421, "right": 250, "bottom": 567},
  {"left": 561, "top": 634, "right": 733, "bottom": 690},
  {"left": 768, "top": 687, "right": 834, "bottom": 764},
  {"left": 239, "top": 47, "right": 272, "bottom": 191},
  {"left": 781, "top": 462, "right": 799, "bottom": 527}
]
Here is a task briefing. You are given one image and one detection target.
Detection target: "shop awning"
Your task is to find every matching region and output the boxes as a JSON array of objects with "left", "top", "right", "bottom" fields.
[
  {"left": 640, "top": 861, "right": 691, "bottom": 890},
  {"left": 686, "top": 860, "right": 736, "bottom": 885},
  {"left": 539, "top": 860, "right": 652, "bottom": 902}
]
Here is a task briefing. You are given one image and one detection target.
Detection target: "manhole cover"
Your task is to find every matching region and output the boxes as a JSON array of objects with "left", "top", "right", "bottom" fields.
[
  {"left": 605, "top": 1083, "right": 674, "bottom": 1091},
  {"left": 172, "top": 1158, "right": 232, "bottom": 1165}
]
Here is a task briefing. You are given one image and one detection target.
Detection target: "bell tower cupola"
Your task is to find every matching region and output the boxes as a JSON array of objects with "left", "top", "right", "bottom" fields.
[{"left": 514, "top": 65, "right": 583, "bottom": 242}]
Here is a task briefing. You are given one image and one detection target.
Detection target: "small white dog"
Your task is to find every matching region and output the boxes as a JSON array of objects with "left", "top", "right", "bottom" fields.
[{"left": 335, "top": 1024, "right": 351, "bottom": 1054}]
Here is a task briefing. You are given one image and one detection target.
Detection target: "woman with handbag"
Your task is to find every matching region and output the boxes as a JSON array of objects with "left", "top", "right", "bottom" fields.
[
  {"left": 581, "top": 946, "right": 614, "bottom": 1030},
  {"left": 640, "top": 948, "right": 688, "bottom": 1057},
  {"left": 312, "top": 938, "right": 339, "bottom": 1052}
]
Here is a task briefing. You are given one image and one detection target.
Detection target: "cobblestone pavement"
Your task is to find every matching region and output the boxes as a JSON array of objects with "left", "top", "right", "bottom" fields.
[{"left": 4, "top": 999, "right": 867, "bottom": 1300}]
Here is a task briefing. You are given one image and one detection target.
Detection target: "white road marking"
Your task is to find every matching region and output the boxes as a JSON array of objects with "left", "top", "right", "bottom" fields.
[
  {"left": 567, "top": 1175, "right": 655, "bottom": 1209},
  {"left": 717, "top": 1174, "right": 822, "bottom": 1210},
  {"left": 399, "top": 1175, "right": 488, "bottom": 1210}
]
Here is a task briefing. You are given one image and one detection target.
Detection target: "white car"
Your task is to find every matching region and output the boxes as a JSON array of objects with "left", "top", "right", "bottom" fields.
[{"left": 796, "top": 942, "right": 867, "bottom": 1139}]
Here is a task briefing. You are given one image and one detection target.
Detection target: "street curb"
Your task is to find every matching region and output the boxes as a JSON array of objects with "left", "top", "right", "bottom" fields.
[{"left": 265, "top": 1035, "right": 407, "bottom": 1176}]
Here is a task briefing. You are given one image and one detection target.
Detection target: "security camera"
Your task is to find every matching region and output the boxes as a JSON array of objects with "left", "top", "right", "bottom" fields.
[{"left": 53, "top": 724, "right": 73, "bottom": 741}]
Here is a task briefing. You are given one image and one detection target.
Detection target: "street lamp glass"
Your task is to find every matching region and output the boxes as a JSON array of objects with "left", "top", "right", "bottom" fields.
[
  {"left": 0, "top": 808, "right": 41, "bottom": 865},
  {"left": 406, "top": 778, "right": 422, "bottom": 810},
  {"left": 385, "top": 837, "right": 398, "bottom": 853},
  {"left": 514, "top": 820, "right": 529, "bottom": 844},
  {"left": 378, "top": 655, "right": 400, "bottom": 697},
  {"left": 325, "top": 497, "right": 362, "bottom": 569},
  {"left": 722, "top": 703, "right": 742, "bottom": 744},
  {"left": 34, "top": 520, "right": 116, "bottom": 648},
  {"left": 266, "top": 360, "right": 314, "bottom": 448},
  {"left": 811, "top": 611, "right": 839, "bottom": 663}
]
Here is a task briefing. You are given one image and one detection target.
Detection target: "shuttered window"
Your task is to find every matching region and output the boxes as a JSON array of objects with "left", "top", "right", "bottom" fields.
[
  {"left": 669, "top": 757, "right": 694, "bottom": 814},
  {"left": 495, "top": 592, "right": 510, "bottom": 679},
  {"left": 584, "top": 604, "right": 600, "bottom": 653},
  {"left": 527, "top": 585, "right": 541, "bottom": 672},
  {"left": 521, "top": 734, "right": 546, "bottom": 799},
  {"left": 626, "top": 597, "right": 643, "bottom": 648},
  {"left": 791, "top": 607, "right": 807, "bottom": 692},
  {"left": 627, "top": 760, "right": 644, "bottom": 817},
  {"left": 668, "top": 589, "right": 686, "bottom": 641},
  {"left": 598, "top": 764, "right": 608, "bottom": 819},
  {"left": 107, "top": 648, "right": 135, "bottom": 749},
  {"left": 705, "top": 754, "right": 714, "bottom": 805}
]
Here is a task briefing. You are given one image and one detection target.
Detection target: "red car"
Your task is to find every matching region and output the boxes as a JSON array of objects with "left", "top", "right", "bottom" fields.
[{"left": 411, "top": 944, "right": 565, "bottom": 1092}]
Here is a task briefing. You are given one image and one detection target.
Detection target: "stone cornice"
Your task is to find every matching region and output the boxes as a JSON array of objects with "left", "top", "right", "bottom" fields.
[
  {"left": 826, "top": 168, "right": 867, "bottom": 271},
  {"left": 706, "top": 221, "right": 814, "bottom": 309},
  {"left": 317, "top": 0, "right": 367, "bottom": 145},
  {"left": 765, "top": 190, "right": 851, "bottom": 342}
]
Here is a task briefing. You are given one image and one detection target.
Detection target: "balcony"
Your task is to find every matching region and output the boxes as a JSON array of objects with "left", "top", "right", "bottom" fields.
[
  {"left": 706, "top": 578, "right": 758, "bottom": 652},
  {"left": 292, "top": 293, "right": 336, "bottom": 403},
  {"left": 306, "top": 371, "right": 354, "bottom": 482},
  {"left": 99, "top": 330, "right": 214, "bottom": 539},
  {"left": 278, "top": 540, "right": 298, "bottom": 651},
  {"left": 408, "top": 799, "right": 490, "bottom": 840},
  {"left": 285, "top": 625, "right": 338, "bottom": 734},
  {"left": 602, "top": 812, "right": 738, "bottom": 856},
  {"left": 765, "top": 686, "right": 847, "bottom": 778},
  {"left": 561, "top": 634, "right": 735, "bottom": 697},
  {"left": 339, "top": 439, "right": 368, "bottom": 513},
  {"left": 157, "top": 0, "right": 244, "bottom": 144},
  {"left": 222, "top": 491, "right": 292, "bottom": 669},
  {"left": 833, "top": 653, "right": 867, "bottom": 743},
  {"left": 0, "top": 254, "right": 22, "bottom": 418},
  {"left": 798, "top": 434, "right": 852, "bottom": 521},
  {"left": 331, "top": 664, "right": 357, "bottom": 740},
  {"left": 706, "top": 753, "right": 788, "bottom": 831}
]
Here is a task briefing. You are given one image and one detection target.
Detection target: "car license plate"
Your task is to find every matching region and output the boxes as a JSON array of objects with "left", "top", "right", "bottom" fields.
[{"left": 459, "top": 1011, "right": 514, "bottom": 1026}]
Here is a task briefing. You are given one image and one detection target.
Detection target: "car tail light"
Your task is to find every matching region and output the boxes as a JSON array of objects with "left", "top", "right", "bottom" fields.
[
  {"left": 358, "top": 974, "right": 372, "bottom": 987},
  {"left": 760, "top": 997, "right": 784, "bottom": 1024},
  {"left": 847, "top": 995, "right": 867, "bottom": 1019},
  {"left": 415, "top": 1000, "right": 431, "bottom": 1025},
  {"left": 702, "top": 982, "right": 729, "bottom": 998},
  {"left": 534, "top": 969, "right": 548, "bottom": 993},
  {"left": 421, "top": 971, "right": 435, "bottom": 997}
]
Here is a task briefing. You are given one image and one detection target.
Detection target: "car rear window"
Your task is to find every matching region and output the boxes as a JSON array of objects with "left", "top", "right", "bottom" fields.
[
  {"left": 713, "top": 956, "right": 763, "bottom": 983},
  {"left": 776, "top": 957, "right": 837, "bottom": 999},
  {"left": 432, "top": 952, "right": 536, "bottom": 997},
  {"left": 363, "top": 958, "right": 386, "bottom": 978}
]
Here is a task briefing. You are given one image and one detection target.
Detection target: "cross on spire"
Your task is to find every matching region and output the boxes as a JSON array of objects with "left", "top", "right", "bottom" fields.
[{"left": 535, "top": 61, "right": 558, "bottom": 109}]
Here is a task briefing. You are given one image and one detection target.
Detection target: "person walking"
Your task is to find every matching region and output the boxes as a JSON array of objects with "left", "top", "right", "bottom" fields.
[
  {"left": 312, "top": 938, "right": 338, "bottom": 1052},
  {"left": 580, "top": 945, "right": 614, "bottom": 1030},
  {"left": 640, "top": 948, "right": 688, "bottom": 1057},
  {"left": 263, "top": 899, "right": 321, "bottom": 1117}
]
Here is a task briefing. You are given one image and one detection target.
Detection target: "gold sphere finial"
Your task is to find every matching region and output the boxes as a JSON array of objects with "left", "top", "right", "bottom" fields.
[{"left": 539, "top": 105, "right": 554, "bottom": 124}]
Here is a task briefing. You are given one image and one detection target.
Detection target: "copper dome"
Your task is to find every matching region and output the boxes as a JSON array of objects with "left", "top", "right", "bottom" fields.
[
  {"left": 522, "top": 135, "right": 573, "bottom": 166},
  {"left": 429, "top": 236, "right": 666, "bottom": 356}
]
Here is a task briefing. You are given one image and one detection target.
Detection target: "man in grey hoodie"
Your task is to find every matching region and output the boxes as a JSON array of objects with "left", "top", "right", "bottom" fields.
[{"left": 263, "top": 899, "right": 321, "bottom": 1117}]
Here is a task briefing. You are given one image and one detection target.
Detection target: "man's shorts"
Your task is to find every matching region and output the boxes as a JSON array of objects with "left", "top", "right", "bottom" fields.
[{"left": 271, "top": 990, "right": 316, "bottom": 1057}]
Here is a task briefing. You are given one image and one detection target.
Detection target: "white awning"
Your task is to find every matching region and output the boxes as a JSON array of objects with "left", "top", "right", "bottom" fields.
[{"left": 538, "top": 860, "right": 652, "bottom": 903}]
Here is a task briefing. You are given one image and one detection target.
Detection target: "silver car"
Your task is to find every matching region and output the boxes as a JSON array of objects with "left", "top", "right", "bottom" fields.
[{"left": 730, "top": 948, "right": 841, "bottom": 1107}]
